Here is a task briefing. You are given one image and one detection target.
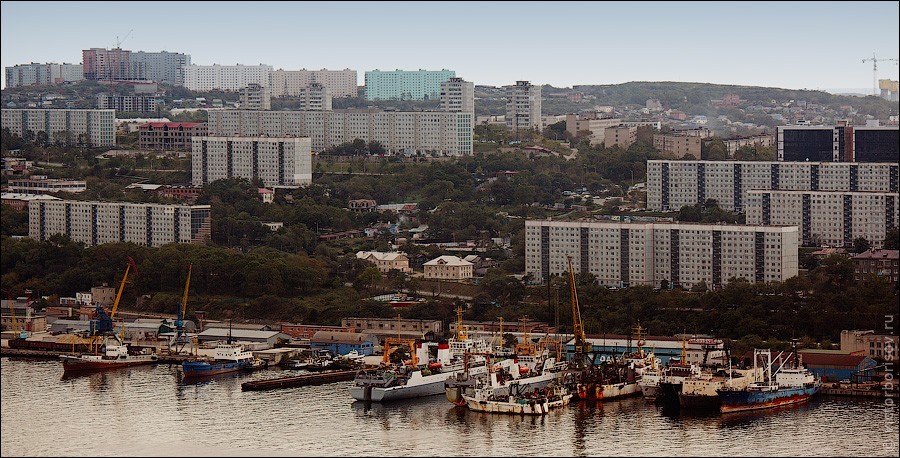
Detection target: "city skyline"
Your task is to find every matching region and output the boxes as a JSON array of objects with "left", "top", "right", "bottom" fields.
[{"left": 2, "top": 1, "right": 899, "bottom": 93}]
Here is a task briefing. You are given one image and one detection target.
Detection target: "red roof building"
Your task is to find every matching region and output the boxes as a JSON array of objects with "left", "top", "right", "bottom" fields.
[
  {"left": 852, "top": 249, "right": 899, "bottom": 285},
  {"left": 139, "top": 122, "right": 207, "bottom": 152}
]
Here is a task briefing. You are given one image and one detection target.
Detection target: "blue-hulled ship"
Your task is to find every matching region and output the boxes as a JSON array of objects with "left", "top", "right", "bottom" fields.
[
  {"left": 182, "top": 322, "right": 265, "bottom": 379},
  {"left": 717, "top": 347, "right": 821, "bottom": 413}
]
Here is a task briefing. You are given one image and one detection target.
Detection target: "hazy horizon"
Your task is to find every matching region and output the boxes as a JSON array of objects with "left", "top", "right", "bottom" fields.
[{"left": 2, "top": 1, "right": 899, "bottom": 93}]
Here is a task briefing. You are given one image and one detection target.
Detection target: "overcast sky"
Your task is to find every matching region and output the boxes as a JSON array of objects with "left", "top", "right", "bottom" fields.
[{"left": 2, "top": 1, "right": 899, "bottom": 93}]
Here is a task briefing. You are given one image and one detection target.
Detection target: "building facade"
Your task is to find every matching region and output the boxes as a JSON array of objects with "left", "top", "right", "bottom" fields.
[
  {"left": 564, "top": 114, "right": 622, "bottom": 146},
  {"left": 724, "top": 134, "right": 775, "bottom": 157},
  {"left": 269, "top": 68, "right": 357, "bottom": 98},
  {"left": 647, "top": 160, "right": 899, "bottom": 212},
  {"left": 440, "top": 77, "right": 475, "bottom": 113},
  {"left": 291, "top": 83, "right": 331, "bottom": 111},
  {"left": 82, "top": 48, "right": 133, "bottom": 80},
  {"left": 1, "top": 109, "right": 115, "bottom": 147},
  {"left": 205, "top": 109, "right": 473, "bottom": 156},
  {"left": 6, "top": 175, "right": 86, "bottom": 194},
  {"left": 423, "top": 255, "right": 474, "bottom": 280},
  {"left": 28, "top": 200, "right": 211, "bottom": 247},
  {"left": 603, "top": 125, "right": 637, "bottom": 149},
  {"left": 525, "top": 219, "right": 799, "bottom": 289},
  {"left": 341, "top": 317, "right": 443, "bottom": 341},
  {"left": 851, "top": 250, "right": 899, "bottom": 285},
  {"left": 5, "top": 63, "right": 83, "bottom": 87},
  {"left": 138, "top": 122, "right": 208, "bottom": 151},
  {"left": 653, "top": 133, "right": 702, "bottom": 158},
  {"left": 746, "top": 190, "right": 898, "bottom": 248},
  {"left": 777, "top": 124, "right": 900, "bottom": 162},
  {"left": 356, "top": 251, "right": 411, "bottom": 273},
  {"left": 365, "top": 69, "right": 455, "bottom": 101},
  {"left": 129, "top": 51, "right": 191, "bottom": 85},
  {"left": 505, "top": 81, "right": 542, "bottom": 132},
  {"left": 97, "top": 94, "right": 160, "bottom": 113},
  {"left": 239, "top": 83, "right": 271, "bottom": 110},
  {"left": 841, "top": 329, "right": 899, "bottom": 362},
  {"left": 182, "top": 64, "right": 272, "bottom": 92},
  {"left": 191, "top": 136, "right": 312, "bottom": 188}
]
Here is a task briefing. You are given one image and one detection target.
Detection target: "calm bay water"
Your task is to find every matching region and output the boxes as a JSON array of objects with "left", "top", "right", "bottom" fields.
[{"left": 1, "top": 357, "right": 897, "bottom": 457}]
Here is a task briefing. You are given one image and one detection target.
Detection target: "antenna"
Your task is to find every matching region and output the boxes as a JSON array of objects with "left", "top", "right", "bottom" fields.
[{"left": 861, "top": 53, "right": 899, "bottom": 96}]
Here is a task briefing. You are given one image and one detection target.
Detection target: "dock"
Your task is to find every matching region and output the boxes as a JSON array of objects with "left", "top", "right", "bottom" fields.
[
  {"left": 0, "top": 347, "right": 204, "bottom": 364},
  {"left": 241, "top": 370, "right": 357, "bottom": 391},
  {"left": 821, "top": 386, "right": 898, "bottom": 398}
]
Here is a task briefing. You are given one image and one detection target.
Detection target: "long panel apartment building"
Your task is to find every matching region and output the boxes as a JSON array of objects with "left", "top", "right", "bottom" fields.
[
  {"left": 777, "top": 124, "right": 899, "bottom": 162},
  {"left": 269, "top": 68, "right": 358, "bottom": 98},
  {"left": 745, "top": 190, "right": 898, "bottom": 248},
  {"left": 525, "top": 219, "right": 798, "bottom": 289},
  {"left": 5, "top": 62, "right": 83, "bottom": 87},
  {"left": 1, "top": 109, "right": 115, "bottom": 147},
  {"left": 182, "top": 64, "right": 273, "bottom": 92},
  {"left": 191, "top": 136, "right": 312, "bottom": 188},
  {"left": 205, "top": 109, "right": 473, "bottom": 156},
  {"left": 28, "top": 200, "right": 211, "bottom": 247},
  {"left": 647, "top": 160, "right": 899, "bottom": 212}
]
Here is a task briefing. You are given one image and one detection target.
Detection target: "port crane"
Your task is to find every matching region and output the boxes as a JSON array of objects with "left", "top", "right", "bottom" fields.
[
  {"left": 861, "top": 53, "right": 898, "bottom": 96},
  {"left": 87, "top": 257, "right": 136, "bottom": 353},
  {"left": 567, "top": 255, "right": 592, "bottom": 369},
  {"left": 169, "top": 263, "right": 192, "bottom": 354},
  {"left": 6, "top": 294, "right": 28, "bottom": 339}
]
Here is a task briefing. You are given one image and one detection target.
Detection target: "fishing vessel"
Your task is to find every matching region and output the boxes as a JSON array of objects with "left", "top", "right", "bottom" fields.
[
  {"left": 641, "top": 339, "right": 702, "bottom": 405},
  {"left": 182, "top": 322, "right": 265, "bottom": 378},
  {"left": 463, "top": 382, "right": 573, "bottom": 416},
  {"left": 445, "top": 350, "right": 565, "bottom": 406},
  {"left": 677, "top": 366, "right": 761, "bottom": 410},
  {"left": 60, "top": 257, "right": 158, "bottom": 374},
  {"left": 717, "top": 347, "right": 822, "bottom": 413}
]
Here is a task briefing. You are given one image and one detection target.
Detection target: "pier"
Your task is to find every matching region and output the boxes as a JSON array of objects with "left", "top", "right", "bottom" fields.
[
  {"left": 0, "top": 347, "right": 204, "bottom": 364},
  {"left": 821, "top": 386, "right": 898, "bottom": 398},
  {"left": 241, "top": 370, "right": 357, "bottom": 391}
]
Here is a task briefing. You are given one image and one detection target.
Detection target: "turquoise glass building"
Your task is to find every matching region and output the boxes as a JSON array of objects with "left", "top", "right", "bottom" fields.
[{"left": 365, "top": 69, "right": 456, "bottom": 101}]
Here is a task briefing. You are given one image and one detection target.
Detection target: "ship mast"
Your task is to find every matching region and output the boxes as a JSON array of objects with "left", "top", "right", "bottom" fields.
[{"left": 567, "top": 255, "right": 589, "bottom": 368}]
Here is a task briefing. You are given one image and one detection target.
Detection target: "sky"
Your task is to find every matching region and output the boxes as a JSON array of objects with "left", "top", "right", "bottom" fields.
[{"left": 2, "top": 1, "right": 899, "bottom": 93}]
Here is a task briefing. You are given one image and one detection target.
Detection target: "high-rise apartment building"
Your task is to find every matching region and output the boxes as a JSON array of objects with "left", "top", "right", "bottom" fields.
[
  {"left": 5, "top": 63, "right": 83, "bottom": 87},
  {"left": 646, "top": 160, "right": 899, "bottom": 212},
  {"left": 745, "top": 190, "right": 898, "bottom": 248},
  {"left": 293, "top": 83, "right": 331, "bottom": 111},
  {"left": 777, "top": 124, "right": 899, "bottom": 162},
  {"left": 269, "top": 68, "right": 358, "bottom": 98},
  {"left": 129, "top": 51, "right": 191, "bottom": 85},
  {"left": 28, "top": 200, "right": 211, "bottom": 247},
  {"left": 505, "top": 81, "right": 542, "bottom": 132},
  {"left": 1, "top": 109, "right": 115, "bottom": 147},
  {"left": 139, "top": 122, "right": 208, "bottom": 151},
  {"left": 82, "top": 48, "right": 132, "bottom": 81},
  {"left": 97, "top": 94, "right": 160, "bottom": 113},
  {"left": 191, "top": 136, "right": 312, "bottom": 188},
  {"left": 440, "top": 77, "right": 474, "bottom": 113},
  {"left": 239, "top": 84, "right": 271, "bottom": 110},
  {"left": 182, "top": 64, "right": 272, "bottom": 92},
  {"left": 365, "top": 69, "right": 455, "bottom": 101},
  {"left": 206, "top": 109, "right": 473, "bottom": 156},
  {"left": 564, "top": 113, "right": 622, "bottom": 145},
  {"left": 525, "top": 219, "right": 798, "bottom": 289}
]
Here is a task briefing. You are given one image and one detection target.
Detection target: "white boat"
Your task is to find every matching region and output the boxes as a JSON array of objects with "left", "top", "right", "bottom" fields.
[
  {"left": 446, "top": 352, "right": 565, "bottom": 406},
  {"left": 464, "top": 382, "right": 573, "bottom": 416},
  {"left": 61, "top": 337, "right": 158, "bottom": 374}
]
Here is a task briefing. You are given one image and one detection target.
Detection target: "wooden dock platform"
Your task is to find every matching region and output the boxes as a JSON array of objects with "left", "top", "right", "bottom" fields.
[
  {"left": 821, "top": 386, "right": 898, "bottom": 398},
  {"left": 241, "top": 370, "right": 357, "bottom": 391},
  {"left": 0, "top": 347, "right": 203, "bottom": 364}
]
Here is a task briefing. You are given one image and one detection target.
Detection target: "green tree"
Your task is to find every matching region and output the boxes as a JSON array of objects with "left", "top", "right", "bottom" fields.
[{"left": 853, "top": 237, "right": 871, "bottom": 254}]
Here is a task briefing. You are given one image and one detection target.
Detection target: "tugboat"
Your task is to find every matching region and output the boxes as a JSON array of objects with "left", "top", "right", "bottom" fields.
[
  {"left": 717, "top": 345, "right": 822, "bottom": 413},
  {"left": 60, "top": 258, "right": 159, "bottom": 375},
  {"left": 182, "top": 321, "right": 265, "bottom": 379}
]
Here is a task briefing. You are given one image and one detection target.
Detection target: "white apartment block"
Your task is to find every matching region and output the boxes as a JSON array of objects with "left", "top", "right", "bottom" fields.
[
  {"left": 130, "top": 51, "right": 191, "bottom": 85},
  {"left": 7, "top": 175, "right": 86, "bottom": 194},
  {"left": 647, "top": 160, "right": 899, "bottom": 212},
  {"left": 182, "top": 64, "right": 272, "bottom": 92},
  {"left": 1, "top": 109, "right": 115, "bottom": 147},
  {"left": 97, "top": 94, "right": 160, "bottom": 112},
  {"left": 440, "top": 77, "right": 474, "bottom": 113},
  {"left": 745, "top": 190, "right": 899, "bottom": 248},
  {"left": 292, "top": 83, "right": 331, "bottom": 111},
  {"left": 239, "top": 84, "right": 271, "bottom": 110},
  {"left": 505, "top": 81, "right": 542, "bottom": 132},
  {"left": 206, "top": 109, "right": 473, "bottom": 156},
  {"left": 269, "top": 68, "right": 358, "bottom": 98},
  {"left": 28, "top": 200, "right": 211, "bottom": 247},
  {"left": 192, "top": 136, "right": 312, "bottom": 188},
  {"left": 525, "top": 219, "right": 799, "bottom": 289},
  {"left": 5, "top": 63, "right": 84, "bottom": 87}
]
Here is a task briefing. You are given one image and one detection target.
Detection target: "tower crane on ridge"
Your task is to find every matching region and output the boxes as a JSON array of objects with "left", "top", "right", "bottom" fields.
[
  {"left": 115, "top": 29, "right": 133, "bottom": 49},
  {"left": 862, "top": 53, "right": 898, "bottom": 96}
]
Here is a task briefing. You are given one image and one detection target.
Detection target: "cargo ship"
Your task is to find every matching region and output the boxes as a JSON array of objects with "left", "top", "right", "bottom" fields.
[
  {"left": 61, "top": 337, "right": 158, "bottom": 374},
  {"left": 182, "top": 342, "right": 265, "bottom": 378},
  {"left": 717, "top": 347, "right": 821, "bottom": 413}
]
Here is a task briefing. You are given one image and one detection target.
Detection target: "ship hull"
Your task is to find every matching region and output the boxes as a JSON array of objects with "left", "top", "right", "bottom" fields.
[
  {"left": 576, "top": 381, "right": 640, "bottom": 401},
  {"left": 678, "top": 392, "right": 721, "bottom": 410},
  {"left": 61, "top": 355, "right": 157, "bottom": 374},
  {"left": 182, "top": 360, "right": 257, "bottom": 378},
  {"left": 639, "top": 383, "right": 660, "bottom": 401},
  {"left": 465, "top": 394, "right": 572, "bottom": 416},
  {"left": 350, "top": 375, "right": 450, "bottom": 402},
  {"left": 656, "top": 381, "right": 682, "bottom": 407},
  {"left": 718, "top": 385, "right": 819, "bottom": 413}
]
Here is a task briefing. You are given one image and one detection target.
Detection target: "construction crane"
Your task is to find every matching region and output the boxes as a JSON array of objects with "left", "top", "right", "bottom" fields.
[
  {"left": 115, "top": 29, "right": 133, "bottom": 49},
  {"left": 6, "top": 296, "right": 28, "bottom": 339},
  {"left": 862, "top": 53, "right": 898, "bottom": 96},
  {"left": 88, "top": 257, "right": 136, "bottom": 352},
  {"left": 169, "top": 263, "right": 192, "bottom": 354},
  {"left": 567, "top": 255, "right": 591, "bottom": 368}
]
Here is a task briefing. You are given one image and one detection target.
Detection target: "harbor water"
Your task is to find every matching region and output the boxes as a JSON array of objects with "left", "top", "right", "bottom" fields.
[{"left": 1, "top": 357, "right": 897, "bottom": 457}]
